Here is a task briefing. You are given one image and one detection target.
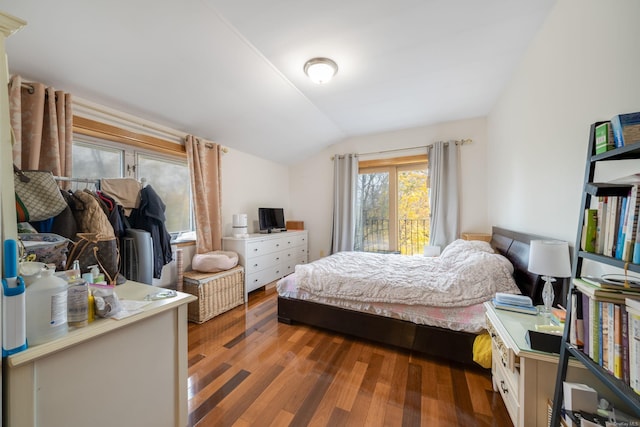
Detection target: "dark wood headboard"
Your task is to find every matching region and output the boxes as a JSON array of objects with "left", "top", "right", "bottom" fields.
[{"left": 490, "top": 226, "right": 570, "bottom": 306}]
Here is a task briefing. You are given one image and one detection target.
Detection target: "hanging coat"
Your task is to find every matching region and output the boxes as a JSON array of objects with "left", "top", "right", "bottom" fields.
[{"left": 128, "top": 185, "right": 173, "bottom": 279}]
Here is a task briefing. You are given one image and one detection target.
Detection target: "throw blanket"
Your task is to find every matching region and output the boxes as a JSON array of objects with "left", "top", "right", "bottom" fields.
[{"left": 294, "top": 239, "right": 520, "bottom": 308}]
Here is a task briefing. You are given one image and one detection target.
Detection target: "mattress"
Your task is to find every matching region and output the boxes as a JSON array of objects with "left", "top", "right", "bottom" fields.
[{"left": 277, "top": 273, "right": 488, "bottom": 334}]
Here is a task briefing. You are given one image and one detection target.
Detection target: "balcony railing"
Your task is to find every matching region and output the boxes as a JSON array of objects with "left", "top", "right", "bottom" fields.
[{"left": 356, "top": 218, "right": 430, "bottom": 256}]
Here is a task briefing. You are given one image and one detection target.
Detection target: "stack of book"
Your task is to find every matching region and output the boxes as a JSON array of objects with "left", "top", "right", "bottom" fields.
[
  {"left": 492, "top": 292, "right": 538, "bottom": 315},
  {"left": 570, "top": 277, "right": 640, "bottom": 395},
  {"left": 551, "top": 307, "right": 567, "bottom": 326}
]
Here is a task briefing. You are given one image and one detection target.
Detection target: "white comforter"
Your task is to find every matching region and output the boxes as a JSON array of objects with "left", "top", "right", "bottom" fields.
[{"left": 294, "top": 239, "right": 520, "bottom": 308}]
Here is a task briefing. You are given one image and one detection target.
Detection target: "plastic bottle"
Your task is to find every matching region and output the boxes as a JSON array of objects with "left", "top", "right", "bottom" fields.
[
  {"left": 67, "top": 280, "right": 88, "bottom": 328},
  {"left": 26, "top": 268, "right": 68, "bottom": 346},
  {"left": 87, "top": 290, "right": 95, "bottom": 323}
]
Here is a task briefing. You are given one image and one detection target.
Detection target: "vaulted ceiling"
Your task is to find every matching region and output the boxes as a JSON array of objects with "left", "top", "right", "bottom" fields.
[{"left": 4, "top": 0, "right": 555, "bottom": 164}]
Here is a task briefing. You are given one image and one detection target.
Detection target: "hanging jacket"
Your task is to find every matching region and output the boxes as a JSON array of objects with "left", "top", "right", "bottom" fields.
[{"left": 128, "top": 185, "right": 172, "bottom": 279}]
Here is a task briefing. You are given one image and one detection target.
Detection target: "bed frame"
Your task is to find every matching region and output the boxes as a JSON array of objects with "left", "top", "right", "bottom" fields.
[{"left": 277, "top": 227, "right": 565, "bottom": 365}]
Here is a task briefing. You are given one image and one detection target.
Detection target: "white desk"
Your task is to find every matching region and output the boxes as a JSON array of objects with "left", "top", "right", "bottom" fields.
[
  {"left": 485, "top": 302, "right": 594, "bottom": 427},
  {"left": 5, "top": 281, "right": 196, "bottom": 427}
]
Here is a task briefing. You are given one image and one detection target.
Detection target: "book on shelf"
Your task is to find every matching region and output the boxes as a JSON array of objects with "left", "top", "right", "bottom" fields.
[
  {"left": 622, "top": 184, "right": 640, "bottom": 262},
  {"left": 622, "top": 307, "right": 630, "bottom": 384},
  {"left": 625, "top": 298, "right": 640, "bottom": 395},
  {"left": 614, "top": 304, "right": 622, "bottom": 379},
  {"left": 634, "top": 187, "right": 640, "bottom": 263},
  {"left": 581, "top": 208, "right": 598, "bottom": 253},
  {"left": 573, "top": 285, "right": 639, "bottom": 388},
  {"left": 582, "top": 293, "right": 590, "bottom": 357},
  {"left": 594, "top": 121, "right": 615, "bottom": 154},
  {"left": 574, "top": 278, "right": 640, "bottom": 302},
  {"left": 611, "top": 111, "right": 640, "bottom": 148},
  {"left": 595, "top": 196, "right": 608, "bottom": 254},
  {"left": 628, "top": 297, "right": 640, "bottom": 312},
  {"left": 605, "top": 196, "right": 620, "bottom": 257},
  {"left": 615, "top": 196, "right": 628, "bottom": 259},
  {"left": 491, "top": 299, "right": 538, "bottom": 315},
  {"left": 601, "top": 301, "right": 608, "bottom": 369},
  {"left": 569, "top": 291, "right": 584, "bottom": 347},
  {"left": 590, "top": 297, "right": 600, "bottom": 364},
  {"left": 580, "top": 275, "right": 640, "bottom": 293}
]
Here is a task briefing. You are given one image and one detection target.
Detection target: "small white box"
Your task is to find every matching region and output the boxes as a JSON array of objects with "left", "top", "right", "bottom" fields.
[{"left": 562, "top": 382, "right": 598, "bottom": 413}]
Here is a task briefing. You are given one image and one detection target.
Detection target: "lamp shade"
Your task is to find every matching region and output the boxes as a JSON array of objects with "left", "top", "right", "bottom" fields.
[{"left": 527, "top": 240, "right": 571, "bottom": 278}]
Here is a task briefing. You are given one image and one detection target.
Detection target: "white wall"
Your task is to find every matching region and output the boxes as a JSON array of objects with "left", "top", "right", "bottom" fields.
[
  {"left": 221, "top": 148, "right": 290, "bottom": 236},
  {"left": 290, "top": 117, "right": 489, "bottom": 261},
  {"left": 488, "top": 0, "right": 640, "bottom": 244}
]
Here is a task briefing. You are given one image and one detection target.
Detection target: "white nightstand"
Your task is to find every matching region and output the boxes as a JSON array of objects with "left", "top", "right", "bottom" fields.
[{"left": 484, "top": 302, "right": 596, "bottom": 427}]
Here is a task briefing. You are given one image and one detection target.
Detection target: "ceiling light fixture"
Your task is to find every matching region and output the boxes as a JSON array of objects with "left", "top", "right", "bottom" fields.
[{"left": 303, "top": 57, "right": 338, "bottom": 84}]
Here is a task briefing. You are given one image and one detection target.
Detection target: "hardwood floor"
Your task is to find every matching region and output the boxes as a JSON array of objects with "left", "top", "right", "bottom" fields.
[{"left": 187, "top": 286, "right": 512, "bottom": 427}]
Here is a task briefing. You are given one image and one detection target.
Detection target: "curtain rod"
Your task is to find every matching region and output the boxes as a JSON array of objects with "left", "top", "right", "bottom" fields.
[{"left": 331, "top": 138, "right": 472, "bottom": 160}]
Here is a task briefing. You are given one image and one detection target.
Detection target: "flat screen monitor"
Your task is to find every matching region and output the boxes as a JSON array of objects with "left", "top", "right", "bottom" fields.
[{"left": 258, "top": 208, "right": 285, "bottom": 232}]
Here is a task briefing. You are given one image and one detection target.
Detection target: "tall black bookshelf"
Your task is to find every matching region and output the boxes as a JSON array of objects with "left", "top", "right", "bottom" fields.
[{"left": 550, "top": 122, "right": 640, "bottom": 426}]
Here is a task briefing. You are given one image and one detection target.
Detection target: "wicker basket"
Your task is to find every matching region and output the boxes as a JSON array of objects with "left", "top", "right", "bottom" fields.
[{"left": 182, "top": 266, "right": 244, "bottom": 323}]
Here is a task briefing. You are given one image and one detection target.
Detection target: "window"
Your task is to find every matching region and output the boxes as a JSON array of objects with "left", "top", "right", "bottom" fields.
[
  {"left": 72, "top": 140, "right": 123, "bottom": 180},
  {"left": 355, "top": 155, "right": 429, "bottom": 255},
  {"left": 136, "top": 153, "right": 191, "bottom": 233},
  {"left": 71, "top": 117, "right": 192, "bottom": 235}
]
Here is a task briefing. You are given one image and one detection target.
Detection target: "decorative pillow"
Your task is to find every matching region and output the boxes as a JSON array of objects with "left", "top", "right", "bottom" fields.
[{"left": 192, "top": 250, "right": 239, "bottom": 273}]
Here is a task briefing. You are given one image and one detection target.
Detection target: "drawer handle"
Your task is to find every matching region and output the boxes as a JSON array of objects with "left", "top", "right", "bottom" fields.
[
  {"left": 253, "top": 248, "right": 258, "bottom": 252},
  {"left": 253, "top": 263, "right": 258, "bottom": 267},
  {"left": 500, "top": 380, "right": 508, "bottom": 394},
  {"left": 276, "top": 244, "right": 280, "bottom": 247},
  {"left": 276, "top": 257, "right": 280, "bottom": 261}
]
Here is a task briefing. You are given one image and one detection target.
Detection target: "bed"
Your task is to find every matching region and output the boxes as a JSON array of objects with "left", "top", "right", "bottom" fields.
[{"left": 277, "top": 227, "right": 563, "bottom": 365}]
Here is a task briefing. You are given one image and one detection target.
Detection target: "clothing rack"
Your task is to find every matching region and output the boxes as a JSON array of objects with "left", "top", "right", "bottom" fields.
[
  {"left": 54, "top": 176, "right": 101, "bottom": 190},
  {"left": 54, "top": 176, "right": 149, "bottom": 189}
]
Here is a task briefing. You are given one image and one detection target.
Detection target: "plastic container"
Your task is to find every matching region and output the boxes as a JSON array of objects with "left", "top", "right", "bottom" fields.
[
  {"left": 67, "top": 280, "right": 88, "bottom": 328},
  {"left": 19, "top": 262, "right": 46, "bottom": 286},
  {"left": 26, "top": 268, "right": 68, "bottom": 346}
]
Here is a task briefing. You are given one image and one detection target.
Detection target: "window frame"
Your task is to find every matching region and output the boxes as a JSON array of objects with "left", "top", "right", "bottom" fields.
[
  {"left": 72, "top": 115, "right": 193, "bottom": 235},
  {"left": 358, "top": 154, "right": 428, "bottom": 254}
]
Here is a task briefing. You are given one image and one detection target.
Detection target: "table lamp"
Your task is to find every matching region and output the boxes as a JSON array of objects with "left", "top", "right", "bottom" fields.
[{"left": 527, "top": 240, "right": 571, "bottom": 316}]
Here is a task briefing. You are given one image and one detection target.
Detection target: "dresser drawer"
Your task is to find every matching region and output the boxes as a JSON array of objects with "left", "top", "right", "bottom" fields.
[
  {"left": 246, "top": 265, "right": 283, "bottom": 292},
  {"left": 289, "top": 234, "right": 307, "bottom": 247},
  {"left": 486, "top": 315, "right": 519, "bottom": 374},
  {"left": 247, "top": 238, "right": 285, "bottom": 256},
  {"left": 493, "top": 355, "right": 519, "bottom": 425},
  {"left": 244, "top": 252, "right": 283, "bottom": 274}
]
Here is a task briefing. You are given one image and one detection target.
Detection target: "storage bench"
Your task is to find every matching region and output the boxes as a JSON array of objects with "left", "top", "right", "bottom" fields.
[{"left": 182, "top": 266, "right": 245, "bottom": 323}]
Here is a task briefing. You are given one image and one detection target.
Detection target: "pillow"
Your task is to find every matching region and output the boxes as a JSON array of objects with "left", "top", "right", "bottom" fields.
[
  {"left": 192, "top": 250, "right": 239, "bottom": 273},
  {"left": 440, "top": 239, "right": 494, "bottom": 259}
]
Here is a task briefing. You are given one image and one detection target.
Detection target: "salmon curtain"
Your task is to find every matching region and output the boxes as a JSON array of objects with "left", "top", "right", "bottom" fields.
[
  {"left": 9, "top": 75, "right": 73, "bottom": 176},
  {"left": 185, "top": 135, "right": 222, "bottom": 253}
]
